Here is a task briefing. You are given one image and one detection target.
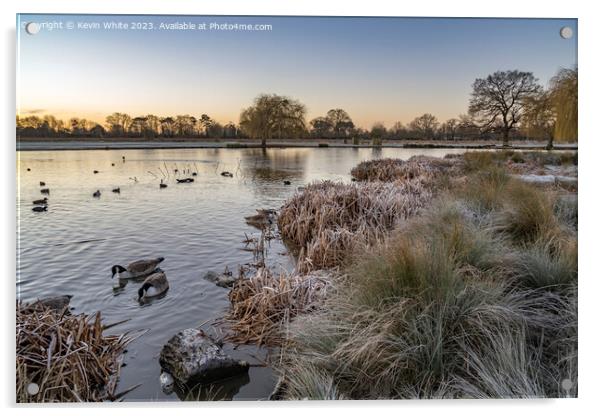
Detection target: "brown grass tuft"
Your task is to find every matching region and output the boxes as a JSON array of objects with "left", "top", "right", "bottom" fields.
[
  {"left": 16, "top": 303, "right": 137, "bottom": 402},
  {"left": 278, "top": 179, "right": 433, "bottom": 272},
  {"left": 224, "top": 268, "right": 332, "bottom": 346}
]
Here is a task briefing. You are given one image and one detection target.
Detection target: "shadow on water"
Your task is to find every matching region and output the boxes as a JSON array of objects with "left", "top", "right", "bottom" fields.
[{"left": 174, "top": 373, "right": 252, "bottom": 401}]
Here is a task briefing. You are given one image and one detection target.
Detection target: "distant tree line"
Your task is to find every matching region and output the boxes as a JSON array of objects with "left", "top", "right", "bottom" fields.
[
  {"left": 17, "top": 67, "right": 577, "bottom": 148},
  {"left": 17, "top": 112, "right": 240, "bottom": 139}
]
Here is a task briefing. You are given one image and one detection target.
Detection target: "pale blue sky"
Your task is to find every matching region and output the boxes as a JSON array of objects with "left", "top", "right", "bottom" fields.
[{"left": 17, "top": 15, "right": 577, "bottom": 128}]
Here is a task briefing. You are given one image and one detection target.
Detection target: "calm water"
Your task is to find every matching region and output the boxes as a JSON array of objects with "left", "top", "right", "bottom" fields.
[{"left": 16, "top": 147, "right": 468, "bottom": 401}]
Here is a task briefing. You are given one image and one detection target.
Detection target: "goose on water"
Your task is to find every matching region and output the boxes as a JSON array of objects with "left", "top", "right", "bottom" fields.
[
  {"left": 137, "top": 271, "right": 169, "bottom": 300},
  {"left": 93, "top": 190, "right": 101, "bottom": 198},
  {"left": 111, "top": 257, "right": 165, "bottom": 280},
  {"left": 32, "top": 205, "right": 47, "bottom": 212},
  {"left": 32, "top": 197, "right": 48, "bottom": 205},
  {"left": 40, "top": 188, "right": 50, "bottom": 195}
]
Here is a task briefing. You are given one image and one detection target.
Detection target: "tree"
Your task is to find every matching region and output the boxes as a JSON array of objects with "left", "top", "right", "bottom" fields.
[
  {"left": 390, "top": 122, "right": 407, "bottom": 139},
  {"left": 442, "top": 118, "right": 459, "bottom": 140},
  {"left": 522, "top": 91, "right": 556, "bottom": 149},
  {"left": 326, "top": 109, "right": 354, "bottom": 139},
  {"left": 160, "top": 117, "right": 175, "bottom": 137},
  {"left": 239, "top": 94, "right": 307, "bottom": 147},
  {"left": 105, "top": 112, "right": 132, "bottom": 137},
  {"left": 199, "top": 114, "right": 214, "bottom": 137},
  {"left": 469, "top": 70, "right": 542, "bottom": 146},
  {"left": 309, "top": 116, "right": 333, "bottom": 138},
  {"left": 550, "top": 68, "right": 577, "bottom": 142},
  {"left": 409, "top": 113, "right": 438, "bottom": 139}
]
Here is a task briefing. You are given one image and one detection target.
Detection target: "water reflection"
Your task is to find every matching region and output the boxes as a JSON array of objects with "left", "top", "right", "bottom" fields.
[{"left": 16, "top": 146, "right": 468, "bottom": 401}]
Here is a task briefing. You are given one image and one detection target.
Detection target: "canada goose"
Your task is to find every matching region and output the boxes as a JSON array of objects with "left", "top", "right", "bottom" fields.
[
  {"left": 160, "top": 183, "right": 168, "bottom": 188},
  {"left": 192, "top": 172, "right": 198, "bottom": 176},
  {"left": 283, "top": 180, "right": 291, "bottom": 185},
  {"left": 112, "top": 187, "right": 120, "bottom": 193},
  {"left": 245, "top": 209, "right": 276, "bottom": 229},
  {"left": 32, "top": 205, "right": 47, "bottom": 212},
  {"left": 40, "top": 188, "right": 50, "bottom": 195},
  {"left": 93, "top": 190, "right": 101, "bottom": 198},
  {"left": 137, "top": 271, "right": 169, "bottom": 300},
  {"left": 93, "top": 170, "right": 99, "bottom": 174},
  {"left": 176, "top": 178, "right": 194, "bottom": 183},
  {"left": 221, "top": 171, "right": 233, "bottom": 177},
  {"left": 39, "top": 181, "right": 46, "bottom": 186},
  {"left": 32, "top": 197, "right": 48, "bottom": 205},
  {"left": 111, "top": 163, "right": 115, "bottom": 166},
  {"left": 25, "top": 295, "right": 72, "bottom": 313},
  {"left": 111, "top": 257, "right": 165, "bottom": 279},
  {"left": 27, "top": 168, "right": 31, "bottom": 171}
]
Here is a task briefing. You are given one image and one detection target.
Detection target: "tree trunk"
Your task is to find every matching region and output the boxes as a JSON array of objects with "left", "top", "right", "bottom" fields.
[
  {"left": 502, "top": 129, "right": 510, "bottom": 147},
  {"left": 546, "top": 135, "right": 554, "bottom": 150},
  {"left": 261, "top": 137, "right": 266, "bottom": 148}
]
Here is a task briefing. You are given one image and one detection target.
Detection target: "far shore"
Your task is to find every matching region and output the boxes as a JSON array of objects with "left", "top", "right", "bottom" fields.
[{"left": 16, "top": 138, "right": 578, "bottom": 152}]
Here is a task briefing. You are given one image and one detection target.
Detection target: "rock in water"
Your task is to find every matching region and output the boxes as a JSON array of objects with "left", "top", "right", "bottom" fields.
[{"left": 159, "top": 328, "right": 249, "bottom": 385}]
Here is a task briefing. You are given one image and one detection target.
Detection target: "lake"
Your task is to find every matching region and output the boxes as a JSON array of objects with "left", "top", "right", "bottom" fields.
[{"left": 16, "top": 146, "right": 469, "bottom": 401}]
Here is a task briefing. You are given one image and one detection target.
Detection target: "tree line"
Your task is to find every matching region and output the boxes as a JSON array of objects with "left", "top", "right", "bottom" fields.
[{"left": 17, "top": 67, "right": 577, "bottom": 148}]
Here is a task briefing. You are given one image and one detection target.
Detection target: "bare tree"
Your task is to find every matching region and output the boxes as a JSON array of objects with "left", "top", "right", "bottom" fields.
[
  {"left": 309, "top": 116, "right": 333, "bottom": 138},
  {"left": 409, "top": 113, "right": 438, "bottom": 139},
  {"left": 326, "top": 109, "right": 355, "bottom": 139},
  {"left": 239, "top": 94, "right": 307, "bottom": 147},
  {"left": 522, "top": 91, "right": 556, "bottom": 149},
  {"left": 469, "top": 70, "right": 542, "bottom": 146}
]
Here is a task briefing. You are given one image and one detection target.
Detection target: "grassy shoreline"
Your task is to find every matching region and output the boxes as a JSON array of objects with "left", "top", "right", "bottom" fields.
[{"left": 227, "top": 150, "right": 578, "bottom": 399}]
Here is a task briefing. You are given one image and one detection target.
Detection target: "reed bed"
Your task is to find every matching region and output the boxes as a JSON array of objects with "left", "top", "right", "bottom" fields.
[
  {"left": 278, "top": 179, "right": 433, "bottom": 272},
  {"left": 224, "top": 268, "right": 332, "bottom": 346},
  {"left": 16, "top": 303, "right": 136, "bottom": 402},
  {"left": 350, "top": 156, "right": 460, "bottom": 182}
]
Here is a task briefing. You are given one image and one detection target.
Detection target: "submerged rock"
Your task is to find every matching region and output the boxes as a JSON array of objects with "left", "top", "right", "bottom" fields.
[
  {"left": 159, "top": 328, "right": 249, "bottom": 385},
  {"left": 202, "top": 271, "right": 238, "bottom": 288}
]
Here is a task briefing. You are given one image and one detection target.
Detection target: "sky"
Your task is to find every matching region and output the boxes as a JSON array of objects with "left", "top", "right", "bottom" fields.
[{"left": 17, "top": 15, "right": 577, "bottom": 129}]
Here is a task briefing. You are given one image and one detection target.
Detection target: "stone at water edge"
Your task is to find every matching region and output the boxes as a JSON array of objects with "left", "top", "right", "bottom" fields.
[
  {"left": 159, "top": 328, "right": 249, "bottom": 385},
  {"left": 159, "top": 371, "right": 175, "bottom": 394}
]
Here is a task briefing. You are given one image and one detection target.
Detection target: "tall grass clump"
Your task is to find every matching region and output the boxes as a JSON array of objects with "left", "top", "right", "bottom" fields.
[
  {"left": 275, "top": 153, "right": 577, "bottom": 399},
  {"left": 351, "top": 155, "right": 460, "bottom": 182},
  {"left": 278, "top": 179, "right": 433, "bottom": 272},
  {"left": 224, "top": 268, "right": 332, "bottom": 346}
]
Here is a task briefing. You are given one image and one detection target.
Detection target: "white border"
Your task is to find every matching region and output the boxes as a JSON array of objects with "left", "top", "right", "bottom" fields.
[{"left": 2, "top": 1, "right": 600, "bottom": 415}]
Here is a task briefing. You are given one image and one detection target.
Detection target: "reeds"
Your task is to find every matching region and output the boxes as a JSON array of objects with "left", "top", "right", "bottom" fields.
[
  {"left": 224, "top": 268, "right": 332, "bottom": 346},
  {"left": 16, "top": 303, "right": 137, "bottom": 402},
  {"left": 278, "top": 179, "right": 432, "bottom": 272},
  {"left": 350, "top": 155, "right": 460, "bottom": 183}
]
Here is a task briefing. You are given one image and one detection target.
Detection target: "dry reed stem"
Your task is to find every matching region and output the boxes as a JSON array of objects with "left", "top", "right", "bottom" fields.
[
  {"left": 16, "top": 302, "right": 136, "bottom": 402},
  {"left": 224, "top": 268, "right": 332, "bottom": 346}
]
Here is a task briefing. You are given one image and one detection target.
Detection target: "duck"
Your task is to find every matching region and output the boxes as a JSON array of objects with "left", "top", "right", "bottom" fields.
[
  {"left": 93, "top": 190, "right": 101, "bottom": 198},
  {"left": 111, "top": 163, "right": 115, "bottom": 166},
  {"left": 245, "top": 209, "right": 276, "bottom": 229},
  {"left": 221, "top": 171, "right": 233, "bottom": 177},
  {"left": 32, "top": 205, "right": 47, "bottom": 212},
  {"left": 39, "top": 181, "right": 46, "bottom": 186},
  {"left": 112, "top": 187, "right": 120, "bottom": 193},
  {"left": 283, "top": 180, "right": 291, "bottom": 185},
  {"left": 176, "top": 178, "right": 194, "bottom": 183},
  {"left": 192, "top": 172, "right": 198, "bottom": 176},
  {"left": 27, "top": 168, "right": 31, "bottom": 171},
  {"left": 137, "top": 271, "right": 169, "bottom": 300},
  {"left": 159, "top": 180, "right": 168, "bottom": 189},
  {"left": 111, "top": 257, "right": 165, "bottom": 279},
  {"left": 93, "top": 170, "right": 99, "bottom": 174},
  {"left": 40, "top": 188, "right": 50, "bottom": 195},
  {"left": 32, "top": 197, "right": 48, "bottom": 205}
]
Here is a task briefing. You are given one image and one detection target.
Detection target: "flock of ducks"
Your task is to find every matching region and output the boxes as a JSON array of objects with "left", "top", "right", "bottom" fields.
[
  {"left": 111, "top": 256, "right": 169, "bottom": 301},
  {"left": 27, "top": 156, "right": 293, "bottom": 215}
]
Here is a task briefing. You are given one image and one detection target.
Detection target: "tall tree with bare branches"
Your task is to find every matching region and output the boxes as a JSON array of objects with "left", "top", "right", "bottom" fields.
[{"left": 469, "top": 70, "right": 542, "bottom": 146}]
